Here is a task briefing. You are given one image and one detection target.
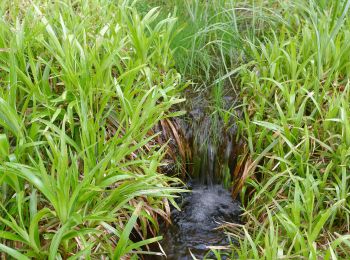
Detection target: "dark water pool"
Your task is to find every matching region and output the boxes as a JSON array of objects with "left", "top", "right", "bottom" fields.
[{"left": 155, "top": 183, "right": 241, "bottom": 259}]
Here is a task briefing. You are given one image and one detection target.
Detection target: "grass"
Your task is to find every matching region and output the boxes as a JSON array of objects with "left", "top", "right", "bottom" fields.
[
  {"left": 0, "top": 0, "right": 184, "bottom": 258},
  {"left": 147, "top": 0, "right": 350, "bottom": 258},
  {"left": 230, "top": 0, "right": 350, "bottom": 258},
  {"left": 192, "top": 0, "right": 350, "bottom": 258},
  {"left": 1, "top": 0, "right": 350, "bottom": 259}
]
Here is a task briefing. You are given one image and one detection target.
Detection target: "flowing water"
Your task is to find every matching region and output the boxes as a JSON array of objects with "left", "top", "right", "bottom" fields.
[
  {"left": 154, "top": 89, "right": 242, "bottom": 259},
  {"left": 159, "top": 183, "right": 241, "bottom": 259}
]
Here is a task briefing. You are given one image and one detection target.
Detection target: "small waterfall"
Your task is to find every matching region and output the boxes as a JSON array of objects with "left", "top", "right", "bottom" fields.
[
  {"left": 175, "top": 90, "right": 241, "bottom": 186},
  {"left": 150, "top": 88, "right": 243, "bottom": 259}
]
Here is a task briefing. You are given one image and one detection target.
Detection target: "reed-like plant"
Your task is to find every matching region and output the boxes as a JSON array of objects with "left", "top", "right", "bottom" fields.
[
  {"left": 0, "top": 0, "right": 184, "bottom": 258},
  {"left": 225, "top": 0, "right": 350, "bottom": 258}
]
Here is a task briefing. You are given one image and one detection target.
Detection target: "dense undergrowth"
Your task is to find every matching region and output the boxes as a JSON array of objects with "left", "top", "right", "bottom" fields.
[
  {"left": 233, "top": 1, "right": 350, "bottom": 258},
  {"left": 163, "top": 0, "right": 350, "bottom": 259},
  {"left": 1, "top": 0, "right": 350, "bottom": 259},
  {"left": 0, "top": 1, "right": 184, "bottom": 259}
]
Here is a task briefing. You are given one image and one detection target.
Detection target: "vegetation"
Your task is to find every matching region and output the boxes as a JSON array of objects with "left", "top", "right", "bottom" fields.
[
  {"left": 169, "top": 0, "right": 350, "bottom": 258},
  {"left": 1, "top": 0, "right": 350, "bottom": 259},
  {"left": 232, "top": 0, "right": 350, "bottom": 258},
  {"left": 0, "top": 1, "right": 184, "bottom": 258}
]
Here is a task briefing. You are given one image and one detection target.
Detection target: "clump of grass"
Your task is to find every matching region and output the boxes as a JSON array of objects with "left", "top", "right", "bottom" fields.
[
  {"left": 0, "top": 0, "right": 184, "bottom": 258},
  {"left": 225, "top": 0, "right": 350, "bottom": 258},
  {"left": 171, "top": 0, "right": 242, "bottom": 88}
]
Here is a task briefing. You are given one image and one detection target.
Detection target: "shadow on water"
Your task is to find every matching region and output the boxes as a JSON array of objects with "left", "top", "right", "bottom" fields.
[{"left": 149, "top": 87, "right": 243, "bottom": 259}]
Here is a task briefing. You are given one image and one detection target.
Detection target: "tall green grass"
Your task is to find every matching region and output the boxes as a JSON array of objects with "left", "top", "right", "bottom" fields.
[
  {"left": 0, "top": 0, "right": 184, "bottom": 258},
  {"left": 152, "top": 0, "right": 350, "bottom": 258},
  {"left": 2, "top": 0, "right": 350, "bottom": 259},
  {"left": 226, "top": 0, "right": 350, "bottom": 258}
]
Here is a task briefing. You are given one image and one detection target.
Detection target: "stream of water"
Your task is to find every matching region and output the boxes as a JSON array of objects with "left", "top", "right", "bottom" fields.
[
  {"left": 159, "top": 183, "right": 241, "bottom": 259},
  {"left": 154, "top": 89, "right": 242, "bottom": 259}
]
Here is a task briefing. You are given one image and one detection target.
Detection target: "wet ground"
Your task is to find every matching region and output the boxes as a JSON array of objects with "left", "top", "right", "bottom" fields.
[
  {"left": 158, "top": 183, "right": 241, "bottom": 259},
  {"left": 149, "top": 85, "right": 242, "bottom": 259}
]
